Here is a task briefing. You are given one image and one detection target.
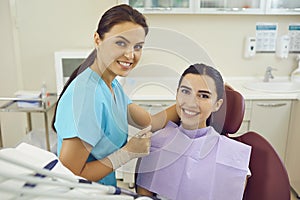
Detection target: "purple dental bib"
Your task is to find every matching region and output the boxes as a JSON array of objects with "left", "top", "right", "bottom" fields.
[{"left": 137, "top": 121, "right": 251, "bottom": 200}]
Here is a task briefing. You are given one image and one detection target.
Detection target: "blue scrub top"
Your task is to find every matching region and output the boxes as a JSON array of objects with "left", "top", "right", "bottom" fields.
[{"left": 55, "top": 67, "right": 131, "bottom": 186}]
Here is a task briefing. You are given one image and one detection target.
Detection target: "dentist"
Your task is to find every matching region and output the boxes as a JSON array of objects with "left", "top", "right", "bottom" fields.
[{"left": 52, "top": 4, "right": 178, "bottom": 187}]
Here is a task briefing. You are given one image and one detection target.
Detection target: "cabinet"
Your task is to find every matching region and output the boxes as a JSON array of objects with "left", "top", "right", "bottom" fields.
[
  {"left": 119, "top": 0, "right": 194, "bottom": 14},
  {"left": 266, "top": 0, "right": 300, "bottom": 15},
  {"left": 197, "top": 0, "right": 264, "bottom": 14},
  {"left": 239, "top": 99, "right": 292, "bottom": 162},
  {"left": 285, "top": 100, "right": 300, "bottom": 198},
  {"left": 119, "top": 0, "right": 300, "bottom": 15}
]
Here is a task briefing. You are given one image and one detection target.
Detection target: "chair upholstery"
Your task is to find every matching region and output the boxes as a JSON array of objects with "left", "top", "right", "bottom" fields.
[
  {"left": 210, "top": 85, "right": 245, "bottom": 135},
  {"left": 212, "top": 85, "right": 291, "bottom": 200}
]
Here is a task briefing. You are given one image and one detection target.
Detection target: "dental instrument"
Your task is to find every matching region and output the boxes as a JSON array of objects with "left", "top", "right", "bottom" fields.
[{"left": 0, "top": 144, "right": 159, "bottom": 200}]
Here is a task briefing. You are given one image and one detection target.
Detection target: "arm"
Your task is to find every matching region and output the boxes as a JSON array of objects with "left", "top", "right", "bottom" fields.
[
  {"left": 59, "top": 130, "right": 152, "bottom": 182},
  {"left": 151, "top": 104, "right": 179, "bottom": 132},
  {"left": 128, "top": 103, "right": 179, "bottom": 132},
  {"left": 128, "top": 103, "right": 151, "bottom": 129},
  {"left": 59, "top": 137, "right": 113, "bottom": 182}
]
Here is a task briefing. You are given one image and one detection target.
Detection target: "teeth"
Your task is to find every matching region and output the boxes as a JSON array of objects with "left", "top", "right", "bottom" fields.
[
  {"left": 183, "top": 109, "right": 197, "bottom": 116},
  {"left": 119, "top": 61, "right": 131, "bottom": 67}
]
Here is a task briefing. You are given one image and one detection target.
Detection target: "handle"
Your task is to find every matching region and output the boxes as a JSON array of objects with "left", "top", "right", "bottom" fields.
[
  {"left": 217, "top": 8, "right": 247, "bottom": 12},
  {"left": 283, "top": 8, "right": 300, "bottom": 12},
  {"left": 256, "top": 102, "right": 287, "bottom": 108},
  {"left": 138, "top": 103, "right": 168, "bottom": 107},
  {"left": 144, "top": 7, "right": 172, "bottom": 11},
  {"left": 266, "top": 66, "right": 277, "bottom": 72}
]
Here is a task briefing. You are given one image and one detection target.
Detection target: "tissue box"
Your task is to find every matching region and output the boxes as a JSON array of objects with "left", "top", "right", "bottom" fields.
[{"left": 14, "top": 90, "right": 41, "bottom": 108}]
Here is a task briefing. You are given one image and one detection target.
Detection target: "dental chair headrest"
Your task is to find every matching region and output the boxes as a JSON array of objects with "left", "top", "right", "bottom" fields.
[{"left": 210, "top": 85, "right": 245, "bottom": 135}]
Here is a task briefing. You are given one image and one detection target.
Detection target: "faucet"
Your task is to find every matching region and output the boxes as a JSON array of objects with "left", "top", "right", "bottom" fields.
[{"left": 263, "top": 66, "right": 276, "bottom": 82}]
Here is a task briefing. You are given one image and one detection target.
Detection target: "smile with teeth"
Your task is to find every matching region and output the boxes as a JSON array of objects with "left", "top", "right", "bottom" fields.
[
  {"left": 118, "top": 61, "right": 132, "bottom": 68},
  {"left": 182, "top": 108, "right": 199, "bottom": 116}
]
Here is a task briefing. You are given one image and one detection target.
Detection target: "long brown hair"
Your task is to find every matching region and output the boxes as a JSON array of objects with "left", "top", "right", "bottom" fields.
[{"left": 52, "top": 4, "right": 148, "bottom": 131}]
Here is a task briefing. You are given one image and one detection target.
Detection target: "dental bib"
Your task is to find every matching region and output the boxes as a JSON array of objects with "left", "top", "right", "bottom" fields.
[{"left": 136, "top": 122, "right": 251, "bottom": 200}]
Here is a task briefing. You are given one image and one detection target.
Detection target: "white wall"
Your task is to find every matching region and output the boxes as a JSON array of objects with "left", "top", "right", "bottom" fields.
[
  {"left": 0, "top": 0, "right": 116, "bottom": 147},
  {"left": 0, "top": 0, "right": 299, "bottom": 147},
  {"left": 0, "top": 0, "right": 26, "bottom": 147},
  {"left": 144, "top": 14, "right": 299, "bottom": 77}
]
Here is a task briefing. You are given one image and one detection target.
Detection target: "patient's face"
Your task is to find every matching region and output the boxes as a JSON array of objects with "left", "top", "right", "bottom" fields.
[{"left": 176, "top": 73, "right": 221, "bottom": 130}]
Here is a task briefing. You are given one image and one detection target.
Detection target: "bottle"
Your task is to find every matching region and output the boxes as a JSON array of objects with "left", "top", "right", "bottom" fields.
[
  {"left": 41, "top": 82, "right": 47, "bottom": 99},
  {"left": 291, "top": 55, "right": 300, "bottom": 83}
]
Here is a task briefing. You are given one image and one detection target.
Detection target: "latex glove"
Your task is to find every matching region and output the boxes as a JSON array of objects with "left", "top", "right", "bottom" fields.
[{"left": 107, "top": 126, "right": 152, "bottom": 170}]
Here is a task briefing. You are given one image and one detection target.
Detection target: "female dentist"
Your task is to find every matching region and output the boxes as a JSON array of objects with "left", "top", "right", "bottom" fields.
[{"left": 52, "top": 4, "right": 178, "bottom": 187}]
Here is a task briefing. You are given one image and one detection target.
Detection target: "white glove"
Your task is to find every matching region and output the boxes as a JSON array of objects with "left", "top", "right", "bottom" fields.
[{"left": 107, "top": 126, "right": 152, "bottom": 170}]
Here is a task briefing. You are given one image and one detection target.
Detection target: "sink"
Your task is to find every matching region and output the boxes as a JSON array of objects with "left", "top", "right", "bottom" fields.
[{"left": 243, "top": 81, "right": 300, "bottom": 93}]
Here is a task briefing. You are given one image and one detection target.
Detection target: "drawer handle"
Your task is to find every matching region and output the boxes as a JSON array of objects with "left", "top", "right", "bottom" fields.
[
  {"left": 256, "top": 103, "right": 287, "bottom": 107},
  {"left": 144, "top": 7, "right": 172, "bottom": 11},
  {"left": 138, "top": 103, "right": 168, "bottom": 107}
]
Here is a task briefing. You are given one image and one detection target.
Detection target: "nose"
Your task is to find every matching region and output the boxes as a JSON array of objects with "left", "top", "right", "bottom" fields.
[
  {"left": 124, "top": 49, "right": 134, "bottom": 59},
  {"left": 182, "top": 93, "right": 198, "bottom": 107}
]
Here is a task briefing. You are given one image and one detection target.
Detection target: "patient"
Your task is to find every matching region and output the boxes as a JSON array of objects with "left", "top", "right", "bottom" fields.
[{"left": 136, "top": 63, "right": 251, "bottom": 200}]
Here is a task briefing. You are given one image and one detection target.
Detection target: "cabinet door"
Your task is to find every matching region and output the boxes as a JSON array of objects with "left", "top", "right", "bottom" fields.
[
  {"left": 197, "top": 0, "right": 264, "bottom": 14},
  {"left": 237, "top": 100, "right": 252, "bottom": 136},
  {"left": 120, "top": 0, "right": 194, "bottom": 14},
  {"left": 266, "top": 0, "right": 300, "bottom": 15},
  {"left": 285, "top": 100, "right": 300, "bottom": 196},
  {"left": 249, "top": 100, "right": 291, "bottom": 161}
]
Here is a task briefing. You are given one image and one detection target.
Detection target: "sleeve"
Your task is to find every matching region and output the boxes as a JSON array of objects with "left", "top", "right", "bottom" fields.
[{"left": 55, "top": 79, "right": 103, "bottom": 147}]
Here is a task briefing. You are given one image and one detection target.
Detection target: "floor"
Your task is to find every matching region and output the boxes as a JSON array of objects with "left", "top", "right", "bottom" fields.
[
  {"left": 118, "top": 180, "right": 300, "bottom": 200},
  {"left": 291, "top": 189, "right": 299, "bottom": 200}
]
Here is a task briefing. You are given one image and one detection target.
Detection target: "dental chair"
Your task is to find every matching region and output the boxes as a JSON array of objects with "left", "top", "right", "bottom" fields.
[
  {"left": 135, "top": 85, "right": 291, "bottom": 200},
  {"left": 210, "top": 85, "right": 291, "bottom": 200}
]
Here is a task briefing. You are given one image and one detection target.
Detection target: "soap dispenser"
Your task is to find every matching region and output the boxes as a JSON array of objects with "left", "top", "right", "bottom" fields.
[{"left": 291, "top": 54, "right": 300, "bottom": 83}]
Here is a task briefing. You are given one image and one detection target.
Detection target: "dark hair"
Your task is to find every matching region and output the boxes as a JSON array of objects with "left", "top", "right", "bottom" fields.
[
  {"left": 97, "top": 4, "right": 148, "bottom": 39},
  {"left": 51, "top": 4, "right": 148, "bottom": 132},
  {"left": 178, "top": 63, "right": 224, "bottom": 100}
]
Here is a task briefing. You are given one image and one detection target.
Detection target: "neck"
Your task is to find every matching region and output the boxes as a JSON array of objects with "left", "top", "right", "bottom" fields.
[{"left": 90, "top": 59, "right": 115, "bottom": 91}]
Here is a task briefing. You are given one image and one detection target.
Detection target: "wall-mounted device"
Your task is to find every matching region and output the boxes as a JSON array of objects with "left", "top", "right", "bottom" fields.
[
  {"left": 276, "top": 35, "right": 290, "bottom": 59},
  {"left": 54, "top": 50, "right": 91, "bottom": 96},
  {"left": 244, "top": 37, "right": 256, "bottom": 58}
]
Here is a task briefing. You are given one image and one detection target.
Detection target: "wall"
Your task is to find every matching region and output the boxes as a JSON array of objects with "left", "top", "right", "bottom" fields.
[
  {"left": 144, "top": 14, "right": 299, "bottom": 77},
  {"left": 0, "top": 0, "right": 25, "bottom": 147},
  {"left": 0, "top": 0, "right": 299, "bottom": 147},
  {"left": 0, "top": 0, "right": 116, "bottom": 147}
]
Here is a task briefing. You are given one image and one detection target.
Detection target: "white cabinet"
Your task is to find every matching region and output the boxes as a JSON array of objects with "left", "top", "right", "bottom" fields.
[
  {"left": 119, "top": 0, "right": 300, "bottom": 15},
  {"left": 119, "top": 0, "right": 194, "bottom": 14},
  {"left": 197, "top": 0, "right": 264, "bottom": 14},
  {"left": 266, "top": 0, "right": 300, "bottom": 15},
  {"left": 285, "top": 100, "right": 300, "bottom": 198},
  {"left": 239, "top": 100, "right": 292, "bottom": 162}
]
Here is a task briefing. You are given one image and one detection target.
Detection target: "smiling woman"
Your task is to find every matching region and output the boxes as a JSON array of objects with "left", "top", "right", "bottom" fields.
[
  {"left": 136, "top": 64, "right": 251, "bottom": 200},
  {"left": 51, "top": 4, "right": 154, "bottom": 187},
  {"left": 51, "top": 3, "right": 179, "bottom": 188}
]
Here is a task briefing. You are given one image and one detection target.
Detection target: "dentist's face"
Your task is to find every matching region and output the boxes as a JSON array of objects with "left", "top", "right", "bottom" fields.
[
  {"left": 176, "top": 74, "right": 222, "bottom": 130},
  {"left": 95, "top": 21, "right": 146, "bottom": 77}
]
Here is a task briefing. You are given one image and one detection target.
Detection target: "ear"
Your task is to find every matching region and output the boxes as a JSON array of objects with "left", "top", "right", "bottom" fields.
[
  {"left": 213, "top": 99, "right": 223, "bottom": 112},
  {"left": 94, "top": 32, "right": 101, "bottom": 46}
]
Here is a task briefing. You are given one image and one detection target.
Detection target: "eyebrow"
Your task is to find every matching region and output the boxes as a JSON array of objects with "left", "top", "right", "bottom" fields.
[
  {"left": 116, "top": 36, "right": 145, "bottom": 45},
  {"left": 180, "top": 85, "right": 212, "bottom": 95}
]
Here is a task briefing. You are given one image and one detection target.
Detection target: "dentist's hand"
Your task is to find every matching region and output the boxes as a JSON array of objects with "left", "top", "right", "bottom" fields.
[
  {"left": 124, "top": 125, "right": 152, "bottom": 155},
  {"left": 107, "top": 126, "right": 152, "bottom": 170}
]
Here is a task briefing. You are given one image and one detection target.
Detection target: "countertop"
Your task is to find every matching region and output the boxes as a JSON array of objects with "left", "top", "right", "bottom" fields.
[
  {"left": 225, "top": 76, "right": 300, "bottom": 100},
  {"left": 127, "top": 76, "right": 300, "bottom": 101}
]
